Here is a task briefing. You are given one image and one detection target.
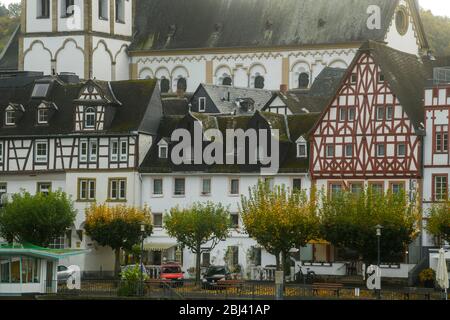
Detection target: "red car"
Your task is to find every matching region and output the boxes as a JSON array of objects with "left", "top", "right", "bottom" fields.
[{"left": 160, "top": 263, "right": 184, "bottom": 287}]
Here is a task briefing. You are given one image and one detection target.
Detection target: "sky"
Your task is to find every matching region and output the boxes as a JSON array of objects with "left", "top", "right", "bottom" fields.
[{"left": 1, "top": 0, "right": 450, "bottom": 18}]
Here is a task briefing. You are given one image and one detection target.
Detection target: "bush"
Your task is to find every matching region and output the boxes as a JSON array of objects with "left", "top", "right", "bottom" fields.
[
  {"left": 118, "top": 265, "right": 148, "bottom": 297},
  {"left": 419, "top": 268, "right": 435, "bottom": 287}
]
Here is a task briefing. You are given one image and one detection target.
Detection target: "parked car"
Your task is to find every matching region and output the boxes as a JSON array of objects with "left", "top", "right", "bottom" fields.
[
  {"left": 57, "top": 265, "right": 76, "bottom": 281},
  {"left": 160, "top": 263, "right": 184, "bottom": 287},
  {"left": 202, "top": 266, "right": 232, "bottom": 289}
]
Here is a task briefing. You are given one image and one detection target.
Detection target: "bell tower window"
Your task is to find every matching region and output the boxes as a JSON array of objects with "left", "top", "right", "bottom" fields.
[
  {"left": 116, "top": 0, "right": 125, "bottom": 23},
  {"left": 37, "top": 0, "right": 50, "bottom": 18},
  {"left": 298, "top": 73, "right": 309, "bottom": 89},
  {"left": 62, "top": 0, "right": 75, "bottom": 18},
  {"left": 99, "top": 0, "right": 109, "bottom": 20}
]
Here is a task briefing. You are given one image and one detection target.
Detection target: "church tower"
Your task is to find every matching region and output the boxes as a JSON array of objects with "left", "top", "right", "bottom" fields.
[{"left": 20, "top": 0, "right": 134, "bottom": 80}]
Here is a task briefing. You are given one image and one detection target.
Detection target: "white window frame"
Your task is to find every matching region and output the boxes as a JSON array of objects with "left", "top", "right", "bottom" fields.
[
  {"left": 0, "top": 141, "right": 3, "bottom": 163},
  {"left": 201, "top": 178, "right": 211, "bottom": 196},
  {"left": 37, "top": 108, "right": 49, "bottom": 124},
  {"left": 152, "top": 178, "right": 163, "bottom": 196},
  {"left": 376, "top": 106, "right": 385, "bottom": 121},
  {"left": 78, "top": 179, "right": 96, "bottom": 201},
  {"left": 120, "top": 140, "right": 128, "bottom": 162},
  {"left": 297, "top": 143, "right": 307, "bottom": 158},
  {"left": 158, "top": 143, "right": 168, "bottom": 159},
  {"left": 397, "top": 143, "right": 406, "bottom": 157},
  {"left": 326, "top": 145, "right": 334, "bottom": 158},
  {"left": 37, "top": 182, "right": 52, "bottom": 195},
  {"left": 89, "top": 140, "right": 98, "bottom": 162},
  {"left": 229, "top": 178, "right": 240, "bottom": 196},
  {"left": 79, "top": 140, "right": 88, "bottom": 162},
  {"left": 84, "top": 107, "right": 96, "bottom": 129},
  {"left": 345, "top": 144, "right": 353, "bottom": 158},
  {"left": 376, "top": 143, "right": 386, "bottom": 157},
  {"left": 35, "top": 141, "right": 48, "bottom": 163},
  {"left": 173, "top": 178, "right": 186, "bottom": 197},
  {"left": 152, "top": 213, "right": 164, "bottom": 228},
  {"left": 5, "top": 108, "right": 15, "bottom": 126},
  {"left": 109, "top": 178, "right": 126, "bottom": 201},
  {"left": 199, "top": 97, "right": 206, "bottom": 112},
  {"left": 386, "top": 106, "right": 394, "bottom": 121},
  {"left": 110, "top": 139, "right": 119, "bottom": 162},
  {"left": 348, "top": 107, "right": 355, "bottom": 121}
]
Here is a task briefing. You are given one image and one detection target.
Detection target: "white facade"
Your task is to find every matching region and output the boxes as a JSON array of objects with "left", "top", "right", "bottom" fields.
[
  {"left": 141, "top": 173, "right": 312, "bottom": 277},
  {"left": 423, "top": 85, "right": 450, "bottom": 247}
]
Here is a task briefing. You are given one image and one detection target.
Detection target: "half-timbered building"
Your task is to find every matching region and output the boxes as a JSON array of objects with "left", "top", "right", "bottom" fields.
[
  {"left": 310, "top": 41, "right": 433, "bottom": 262},
  {"left": 0, "top": 73, "right": 163, "bottom": 274}
]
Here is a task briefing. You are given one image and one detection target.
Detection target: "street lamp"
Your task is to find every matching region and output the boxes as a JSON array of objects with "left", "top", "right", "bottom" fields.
[
  {"left": 375, "top": 224, "right": 383, "bottom": 299},
  {"left": 139, "top": 223, "right": 146, "bottom": 296}
]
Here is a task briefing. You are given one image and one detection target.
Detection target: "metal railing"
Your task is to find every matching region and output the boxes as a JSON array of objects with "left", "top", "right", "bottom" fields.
[{"left": 43, "top": 279, "right": 448, "bottom": 300}]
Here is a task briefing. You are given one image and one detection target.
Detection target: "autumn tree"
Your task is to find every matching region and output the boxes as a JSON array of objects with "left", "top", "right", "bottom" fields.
[
  {"left": 240, "top": 181, "right": 319, "bottom": 281},
  {"left": 319, "top": 187, "right": 420, "bottom": 264},
  {"left": 84, "top": 204, "right": 153, "bottom": 277},
  {"left": 427, "top": 199, "right": 450, "bottom": 246},
  {"left": 164, "top": 202, "right": 230, "bottom": 285},
  {"left": 0, "top": 191, "right": 76, "bottom": 247}
]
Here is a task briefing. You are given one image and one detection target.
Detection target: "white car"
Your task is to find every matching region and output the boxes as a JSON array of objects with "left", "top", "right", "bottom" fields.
[{"left": 57, "top": 265, "right": 76, "bottom": 281}]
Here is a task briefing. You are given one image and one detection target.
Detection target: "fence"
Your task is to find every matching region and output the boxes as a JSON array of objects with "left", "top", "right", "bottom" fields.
[{"left": 44, "top": 279, "right": 448, "bottom": 301}]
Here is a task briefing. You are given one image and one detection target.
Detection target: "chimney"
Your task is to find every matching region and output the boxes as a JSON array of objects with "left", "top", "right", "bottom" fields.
[{"left": 280, "top": 84, "right": 288, "bottom": 94}]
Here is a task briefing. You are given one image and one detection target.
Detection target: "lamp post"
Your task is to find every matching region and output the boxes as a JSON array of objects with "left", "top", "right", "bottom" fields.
[
  {"left": 375, "top": 224, "right": 383, "bottom": 299},
  {"left": 139, "top": 223, "right": 145, "bottom": 296}
]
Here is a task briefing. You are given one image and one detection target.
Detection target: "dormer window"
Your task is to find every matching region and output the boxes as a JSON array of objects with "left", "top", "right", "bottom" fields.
[
  {"left": 199, "top": 97, "right": 206, "bottom": 112},
  {"left": 158, "top": 140, "right": 169, "bottom": 159},
  {"left": 37, "top": 108, "right": 49, "bottom": 124},
  {"left": 84, "top": 107, "right": 96, "bottom": 129},
  {"left": 296, "top": 137, "right": 307, "bottom": 158},
  {"left": 5, "top": 107, "right": 15, "bottom": 126}
]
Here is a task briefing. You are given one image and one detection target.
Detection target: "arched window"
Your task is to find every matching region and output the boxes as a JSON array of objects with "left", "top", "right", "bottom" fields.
[
  {"left": 160, "top": 78, "right": 170, "bottom": 93},
  {"left": 254, "top": 75, "right": 265, "bottom": 89},
  {"left": 84, "top": 107, "right": 96, "bottom": 129},
  {"left": 298, "top": 73, "right": 310, "bottom": 89},
  {"left": 222, "top": 77, "right": 232, "bottom": 86},
  {"left": 177, "top": 77, "right": 187, "bottom": 92}
]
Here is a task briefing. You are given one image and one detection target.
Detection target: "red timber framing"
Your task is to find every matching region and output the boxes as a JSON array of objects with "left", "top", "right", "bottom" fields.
[{"left": 310, "top": 52, "right": 421, "bottom": 180}]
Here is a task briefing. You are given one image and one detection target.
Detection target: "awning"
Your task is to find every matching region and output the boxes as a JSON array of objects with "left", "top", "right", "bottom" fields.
[
  {"left": 0, "top": 242, "right": 90, "bottom": 260},
  {"left": 143, "top": 243, "right": 177, "bottom": 251},
  {"left": 308, "top": 239, "right": 331, "bottom": 245}
]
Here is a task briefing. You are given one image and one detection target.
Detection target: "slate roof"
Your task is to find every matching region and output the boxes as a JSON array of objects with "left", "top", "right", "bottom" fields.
[
  {"left": 360, "top": 41, "right": 431, "bottom": 130},
  {"left": 0, "top": 25, "right": 19, "bottom": 71},
  {"left": 131, "top": 0, "right": 423, "bottom": 52},
  {"left": 161, "top": 96, "right": 190, "bottom": 116},
  {"left": 198, "top": 84, "right": 274, "bottom": 115},
  {"left": 0, "top": 77, "right": 161, "bottom": 137},
  {"left": 139, "top": 111, "right": 320, "bottom": 174}
]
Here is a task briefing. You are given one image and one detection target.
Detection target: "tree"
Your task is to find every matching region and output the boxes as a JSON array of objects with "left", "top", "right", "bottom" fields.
[
  {"left": 84, "top": 204, "right": 153, "bottom": 277},
  {"left": 7, "top": 3, "right": 21, "bottom": 19},
  {"left": 164, "top": 202, "right": 230, "bottom": 285},
  {"left": 240, "top": 181, "right": 319, "bottom": 281},
  {"left": 319, "top": 187, "right": 420, "bottom": 265},
  {"left": 421, "top": 9, "right": 450, "bottom": 56},
  {"left": 427, "top": 199, "right": 450, "bottom": 246},
  {"left": 0, "top": 191, "right": 76, "bottom": 247}
]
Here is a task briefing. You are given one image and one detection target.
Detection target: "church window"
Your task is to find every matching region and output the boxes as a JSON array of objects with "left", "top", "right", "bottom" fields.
[
  {"left": 395, "top": 7, "right": 409, "bottom": 36},
  {"left": 62, "top": 0, "right": 75, "bottom": 18},
  {"left": 222, "top": 77, "right": 232, "bottom": 86},
  {"left": 99, "top": 0, "right": 108, "bottom": 20},
  {"left": 177, "top": 78, "right": 187, "bottom": 92},
  {"left": 84, "top": 107, "right": 96, "bottom": 129},
  {"left": 298, "top": 73, "right": 309, "bottom": 89},
  {"left": 160, "top": 78, "right": 170, "bottom": 93},
  {"left": 254, "top": 75, "right": 265, "bottom": 89},
  {"left": 37, "top": 0, "right": 50, "bottom": 18},
  {"left": 116, "top": 0, "right": 125, "bottom": 23}
]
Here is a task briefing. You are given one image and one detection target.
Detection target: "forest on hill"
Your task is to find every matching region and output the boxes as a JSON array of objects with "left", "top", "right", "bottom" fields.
[{"left": 1, "top": 4, "right": 450, "bottom": 58}]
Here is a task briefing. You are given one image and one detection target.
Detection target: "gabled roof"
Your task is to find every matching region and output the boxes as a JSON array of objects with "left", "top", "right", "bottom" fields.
[
  {"left": 131, "top": 0, "right": 422, "bottom": 52},
  {"left": 195, "top": 84, "right": 273, "bottom": 115},
  {"left": 361, "top": 41, "right": 430, "bottom": 129},
  {"left": 0, "top": 78, "right": 161, "bottom": 136}
]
